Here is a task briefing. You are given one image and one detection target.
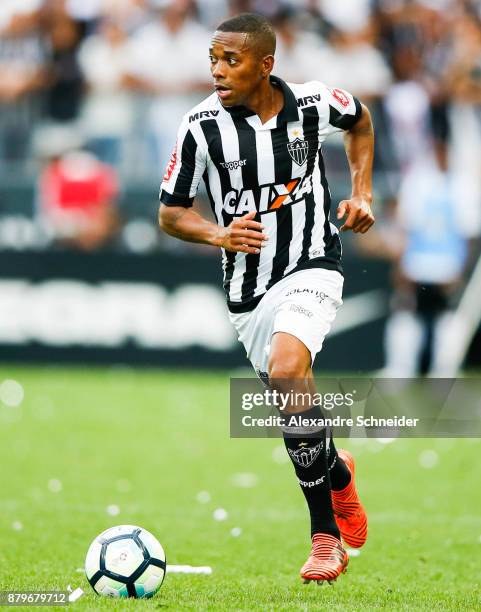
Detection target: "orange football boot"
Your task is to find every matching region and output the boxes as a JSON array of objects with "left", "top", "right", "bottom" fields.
[
  {"left": 331, "top": 449, "right": 368, "bottom": 548},
  {"left": 300, "top": 533, "right": 349, "bottom": 585}
]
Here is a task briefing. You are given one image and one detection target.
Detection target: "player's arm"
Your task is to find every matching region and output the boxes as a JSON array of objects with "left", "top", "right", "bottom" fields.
[
  {"left": 337, "top": 104, "right": 375, "bottom": 234},
  {"left": 159, "top": 118, "right": 267, "bottom": 254},
  {"left": 158, "top": 206, "right": 267, "bottom": 254}
]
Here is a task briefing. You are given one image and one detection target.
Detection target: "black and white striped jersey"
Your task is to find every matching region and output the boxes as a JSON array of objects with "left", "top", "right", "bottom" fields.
[{"left": 159, "top": 75, "right": 361, "bottom": 313}]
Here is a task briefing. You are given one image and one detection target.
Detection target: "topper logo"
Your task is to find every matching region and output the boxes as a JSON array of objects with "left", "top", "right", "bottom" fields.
[{"left": 220, "top": 159, "right": 247, "bottom": 170}]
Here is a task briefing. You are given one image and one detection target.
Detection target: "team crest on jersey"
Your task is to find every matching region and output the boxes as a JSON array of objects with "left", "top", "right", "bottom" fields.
[
  {"left": 287, "top": 138, "right": 309, "bottom": 166},
  {"left": 288, "top": 441, "right": 322, "bottom": 467}
]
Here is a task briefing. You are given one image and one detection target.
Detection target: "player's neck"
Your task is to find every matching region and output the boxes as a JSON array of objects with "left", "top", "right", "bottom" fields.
[{"left": 245, "top": 80, "right": 284, "bottom": 125}]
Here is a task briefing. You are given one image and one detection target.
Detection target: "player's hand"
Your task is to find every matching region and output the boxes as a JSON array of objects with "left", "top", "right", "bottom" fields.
[
  {"left": 217, "top": 211, "right": 268, "bottom": 254},
  {"left": 337, "top": 197, "right": 375, "bottom": 233}
]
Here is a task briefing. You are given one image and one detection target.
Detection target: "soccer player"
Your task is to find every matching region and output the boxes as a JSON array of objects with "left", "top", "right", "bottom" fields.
[{"left": 158, "top": 13, "right": 374, "bottom": 584}]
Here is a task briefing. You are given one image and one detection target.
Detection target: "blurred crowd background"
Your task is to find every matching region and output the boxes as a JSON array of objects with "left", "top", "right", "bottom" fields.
[
  {"left": 2, "top": 0, "right": 481, "bottom": 374},
  {"left": 3, "top": 0, "right": 481, "bottom": 240}
]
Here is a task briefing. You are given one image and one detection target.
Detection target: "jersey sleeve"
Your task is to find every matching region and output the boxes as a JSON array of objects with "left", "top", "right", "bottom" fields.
[
  {"left": 159, "top": 118, "right": 206, "bottom": 207},
  {"left": 320, "top": 83, "right": 362, "bottom": 134}
]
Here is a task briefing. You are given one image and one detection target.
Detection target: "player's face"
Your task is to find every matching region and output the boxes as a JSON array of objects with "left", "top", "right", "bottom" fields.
[{"left": 209, "top": 31, "right": 266, "bottom": 107}]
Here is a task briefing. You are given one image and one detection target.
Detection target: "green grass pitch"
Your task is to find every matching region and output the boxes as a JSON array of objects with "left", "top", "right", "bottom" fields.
[{"left": 0, "top": 366, "right": 480, "bottom": 611}]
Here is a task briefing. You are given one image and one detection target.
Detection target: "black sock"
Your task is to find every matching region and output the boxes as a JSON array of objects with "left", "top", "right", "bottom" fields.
[
  {"left": 327, "top": 436, "right": 351, "bottom": 491},
  {"left": 282, "top": 406, "right": 340, "bottom": 539}
]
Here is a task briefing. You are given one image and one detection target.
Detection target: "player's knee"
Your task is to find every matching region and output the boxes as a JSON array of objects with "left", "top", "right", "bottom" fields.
[
  {"left": 268, "top": 355, "right": 310, "bottom": 382},
  {"left": 268, "top": 356, "right": 311, "bottom": 415}
]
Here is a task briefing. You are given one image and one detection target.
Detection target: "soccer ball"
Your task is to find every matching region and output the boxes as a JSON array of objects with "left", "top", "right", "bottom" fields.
[{"left": 85, "top": 525, "right": 166, "bottom": 598}]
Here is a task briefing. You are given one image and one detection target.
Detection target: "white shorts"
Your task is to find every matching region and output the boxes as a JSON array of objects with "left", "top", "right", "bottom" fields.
[{"left": 229, "top": 268, "right": 343, "bottom": 378}]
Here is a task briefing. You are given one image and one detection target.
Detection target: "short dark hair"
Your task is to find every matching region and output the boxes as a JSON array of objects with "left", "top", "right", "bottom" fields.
[{"left": 216, "top": 13, "right": 276, "bottom": 56}]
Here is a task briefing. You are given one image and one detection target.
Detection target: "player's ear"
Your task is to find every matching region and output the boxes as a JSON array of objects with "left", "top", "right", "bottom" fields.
[{"left": 261, "top": 55, "right": 274, "bottom": 78}]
